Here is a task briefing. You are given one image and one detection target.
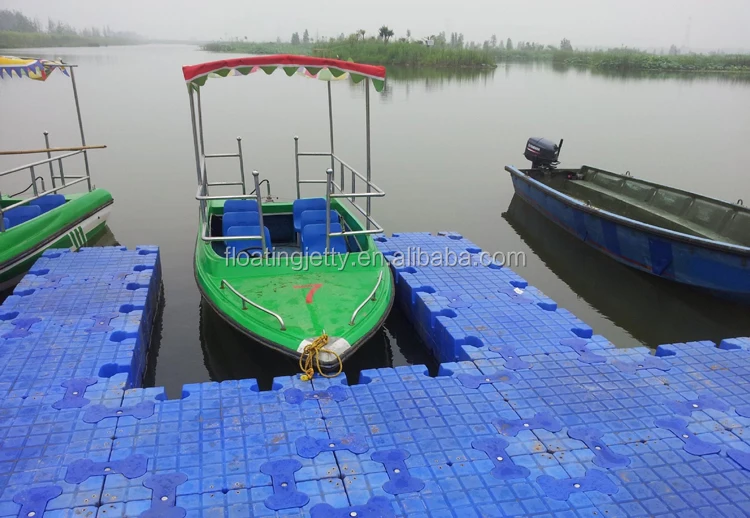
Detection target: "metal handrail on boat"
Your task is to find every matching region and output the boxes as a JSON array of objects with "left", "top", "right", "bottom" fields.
[
  {"left": 350, "top": 271, "right": 384, "bottom": 326},
  {"left": 220, "top": 279, "right": 286, "bottom": 330},
  {"left": 0, "top": 130, "right": 102, "bottom": 232},
  {"left": 296, "top": 137, "right": 386, "bottom": 251}
]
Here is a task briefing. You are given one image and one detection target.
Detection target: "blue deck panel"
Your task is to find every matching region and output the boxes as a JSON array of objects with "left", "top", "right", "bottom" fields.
[{"left": 2, "top": 236, "right": 750, "bottom": 517}]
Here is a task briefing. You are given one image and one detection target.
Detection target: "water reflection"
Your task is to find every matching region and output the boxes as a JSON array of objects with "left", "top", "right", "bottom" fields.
[
  {"left": 382, "top": 66, "right": 496, "bottom": 96},
  {"left": 544, "top": 61, "right": 750, "bottom": 85},
  {"left": 503, "top": 194, "right": 750, "bottom": 348},
  {"left": 197, "top": 299, "right": 437, "bottom": 390},
  {"left": 588, "top": 68, "right": 750, "bottom": 85}
]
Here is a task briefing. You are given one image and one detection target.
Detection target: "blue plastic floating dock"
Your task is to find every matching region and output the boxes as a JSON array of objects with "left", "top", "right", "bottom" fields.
[{"left": 2, "top": 237, "right": 750, "bottom": 517}]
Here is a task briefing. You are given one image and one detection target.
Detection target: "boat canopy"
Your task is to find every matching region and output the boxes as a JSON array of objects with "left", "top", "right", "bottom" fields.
[
  {"left": 182, "top": 54, "right": 386, "bottom": 91},
  {"left": 0, "top": 56, "right": 69, "bottom": 81}
]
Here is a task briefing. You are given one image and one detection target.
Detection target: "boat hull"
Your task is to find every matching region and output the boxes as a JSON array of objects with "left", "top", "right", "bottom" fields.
[
  {"left": 194, "top": 199, "right": 395, "bottom": 371},
  {"left": 507, "top": 168, "right": 750, "bottom": 302},
  {"left": 0, "top": 189, "right": 113, "bottom": 291}
]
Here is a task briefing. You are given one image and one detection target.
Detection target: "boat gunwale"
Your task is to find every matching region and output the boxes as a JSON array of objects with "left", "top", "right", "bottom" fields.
[
  {"left": 0, "top": 194, "right": 114, "bottom": 271},
  {"left": 506, "top": 165, "right": 750, "bottom": 256}
]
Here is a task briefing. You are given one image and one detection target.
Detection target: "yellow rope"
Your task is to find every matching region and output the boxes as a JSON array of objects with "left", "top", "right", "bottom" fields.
[{"left": 299, "top": 332, "right": 343, "bottom": 381}]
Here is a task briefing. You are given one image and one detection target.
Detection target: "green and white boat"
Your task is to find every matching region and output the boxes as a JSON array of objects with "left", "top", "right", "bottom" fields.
[
  {"left": 0, "top": 56, "right": 113, "bottom": 291},
  {"left": 182, "top": 55, "right": 394, "bottom": 374}
]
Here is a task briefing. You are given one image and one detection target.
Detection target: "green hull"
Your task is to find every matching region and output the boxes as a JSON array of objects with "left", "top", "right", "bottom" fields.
[
  {"left": 195, "top": 199, "right": 394, "bottom": 369},
  {"left": 0, "top": 189, "right": 114, "bottom": 290}
]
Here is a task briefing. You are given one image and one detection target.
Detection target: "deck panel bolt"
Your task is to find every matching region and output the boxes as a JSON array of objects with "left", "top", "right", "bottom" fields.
[{"left": 574, "top": 483, "right": 581, "bottom": 489}]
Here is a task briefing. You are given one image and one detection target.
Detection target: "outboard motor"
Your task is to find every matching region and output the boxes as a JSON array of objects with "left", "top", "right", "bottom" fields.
[{"left": 524, "top": 137, "right": 563, "bottom": 170}]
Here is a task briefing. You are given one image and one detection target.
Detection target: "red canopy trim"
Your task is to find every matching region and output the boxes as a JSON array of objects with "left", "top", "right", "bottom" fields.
[{"left": 182, "top": 54, "right": 386, "bottom": 91}]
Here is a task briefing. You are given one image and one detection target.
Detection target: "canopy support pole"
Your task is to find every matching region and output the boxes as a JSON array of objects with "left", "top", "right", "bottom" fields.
[
  {"left": 43, "top": 132, "right": 55, "bottom": 189},
  {"left": 69, "top": 65, "right": 92, "bottom": 192},
  {"left": 365, "top": 78, "right": 372, "bottom": 230},
  {"left": 187, "top": 85, "right": 207, "bottom": 234},
  {"left": 327, "top": 81, "right": 335, "bottom": 185},
  {"left": 197, "top": 88, "right": 206, "bottom": 156}
]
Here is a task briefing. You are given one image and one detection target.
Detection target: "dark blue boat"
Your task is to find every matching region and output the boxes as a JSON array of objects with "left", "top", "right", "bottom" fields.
[{"left": 505, "top": 157, "right": 750, "bottom": 302}]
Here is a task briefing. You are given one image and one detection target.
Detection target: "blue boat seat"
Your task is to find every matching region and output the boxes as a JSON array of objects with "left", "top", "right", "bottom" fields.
[
  {"left": 293, "top": 198, "right": 327, "bottom": 233},
  {"left": 222, "top": 211, "right": 260, "bottom": 236},
  {"left": 225, "top": 225, "right": 271, "bottom": 256},
  {"left": 300, "top": 210, "right": 340, "bottom": 231},
  {"left": 3, "top": 205, "right": 42, "bottom": 228},
  {"left": 302, "top": 223, "right": 348, "bottom": 254},
  {"left": 224, "top": 199, "right": 258, "bottom": 213},
  {"left": 2, "top": 217, "right": 9, "bottom": 230},
  {"left": 30, "top": 194, "right": 66, "bottom": 214}
]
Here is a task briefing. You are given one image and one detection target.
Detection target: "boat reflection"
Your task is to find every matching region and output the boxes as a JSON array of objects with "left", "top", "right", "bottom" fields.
[
  {"left": 503, "top": 194, "right": 750, "bottom": 348},
  {"left": 0, "top": 224, "right": 120, "bottom": 303},
  {"left": 88, "top": 224, "right": 120, "bottom": 247},
  {"left": 198, "top": 299, "right": 437, "bottom": 389}
]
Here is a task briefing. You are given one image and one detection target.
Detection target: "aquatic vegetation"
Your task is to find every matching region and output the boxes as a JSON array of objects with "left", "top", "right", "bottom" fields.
[
  {"left": 200, "top": 36, "right": 749, "bottom": 73},
  {"left": 312, "top": 40, "right": 496, "bottom": 68},
  {"left": 498, "top": 48, "right": 750, "bottom": 73},
  {"left": 201, "top": 41, "right": 313, "bottom": 55}
]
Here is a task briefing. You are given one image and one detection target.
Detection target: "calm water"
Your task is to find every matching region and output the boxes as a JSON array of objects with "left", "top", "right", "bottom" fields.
[{"left": 2, "top": 44, "right": 750, "bottom": 395}]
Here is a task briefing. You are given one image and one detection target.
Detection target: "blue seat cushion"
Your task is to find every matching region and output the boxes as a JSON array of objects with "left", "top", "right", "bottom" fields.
[
  {"left": 4, "top": 205, "right": 42, "bottom": 228},
  {"left": 302, "top": 223, "right": 348, "bottom": 254},
  {"left": 224, "top": 199, "right": 258, "bottom": 213},
  {"left": 30, "top": 194, "right": 66, "bottom": 213},
  {"left": 225, "top": 225, "right": 271, "bottom": 255},
  {"left": 223, "top": 211, "right": 260, "bottom": 236},
  {"left": 293, "top": 198, "right": 327, "bottom": 233},
  {"left": 300, "top": 210, "right": 340, "bottom": 231}
]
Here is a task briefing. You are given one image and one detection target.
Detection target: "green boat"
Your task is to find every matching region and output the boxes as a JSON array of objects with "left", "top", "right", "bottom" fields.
[
  {"left": 0, "top": 56, "right": 113, "bottom": 290},
  {"left": 182, "top": 55, "right": 394, "bottom": 375}
]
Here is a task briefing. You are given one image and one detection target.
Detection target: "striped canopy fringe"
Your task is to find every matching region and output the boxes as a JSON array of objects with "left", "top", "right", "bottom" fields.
[{"left": 182, "top": 54, "right": 386, "bottom": 92}]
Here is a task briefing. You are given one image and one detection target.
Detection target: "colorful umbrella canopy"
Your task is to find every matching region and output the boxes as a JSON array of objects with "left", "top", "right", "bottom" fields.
[
  {"left": 0, "top": 56, "right": 69, "bottom": 81},
  {"left": 182, "top": 54, "right": 386, "bottom": 91}
]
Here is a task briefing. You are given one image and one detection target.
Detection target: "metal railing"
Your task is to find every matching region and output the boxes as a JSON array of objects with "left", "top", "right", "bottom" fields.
[
  {"left": 350, "top": 271, "right": 384, "bottom": 325},
  {"left": 295, "top": 137, "right": 386, "bottom": 252},
  {"left": 204, "top": 137, "right": 247, "bottom": 194},
  {"left": 0, "top": 132, "right": 97, "bottom": 232},
  {"left": 196, "top": 163, "right": 270, "bottom": 254},
  {"left": 220, "top": 279, "right": 286, "bottom": 330}
]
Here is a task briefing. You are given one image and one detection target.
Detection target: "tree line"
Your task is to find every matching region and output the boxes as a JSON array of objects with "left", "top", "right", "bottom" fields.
[{"left": 0, "top": 9, "right": 138, "bottom": 40}]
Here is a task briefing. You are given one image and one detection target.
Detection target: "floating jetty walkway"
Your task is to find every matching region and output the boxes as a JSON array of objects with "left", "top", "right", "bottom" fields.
[{"left": 1, "top": 234, "right": 749, "bottom": 517}]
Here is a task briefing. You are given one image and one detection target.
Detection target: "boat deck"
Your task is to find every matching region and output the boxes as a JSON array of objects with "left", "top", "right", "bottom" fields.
[
  {"left": 548, "top": 167, "right": 750, "bottom": 247},
  {"left": 1, "top": 238, "right": 750, "bottom": 517}
]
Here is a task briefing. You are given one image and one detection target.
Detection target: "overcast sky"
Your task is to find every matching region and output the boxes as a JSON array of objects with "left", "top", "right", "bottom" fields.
[{"left": 3, "top": 0, "right": 748, "bottom": 51}]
